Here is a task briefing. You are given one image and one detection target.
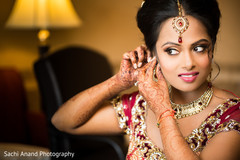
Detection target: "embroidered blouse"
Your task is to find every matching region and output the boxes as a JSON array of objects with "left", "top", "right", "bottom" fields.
[{"left": 112, "top": 91, "right": 240, "bottom": 160}]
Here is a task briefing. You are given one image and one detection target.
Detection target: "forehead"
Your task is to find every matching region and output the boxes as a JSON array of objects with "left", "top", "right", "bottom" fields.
[{"left": 157, "top": 16, "right": 210, "bottom": 45}]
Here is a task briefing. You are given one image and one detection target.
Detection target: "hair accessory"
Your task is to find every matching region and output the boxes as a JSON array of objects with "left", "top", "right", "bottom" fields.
[
  {"left": 172, "top": 0, "right": 189, "bottom": 43},
  {"left": 170, "top": 85, "right": 213, "bottom": 119}
]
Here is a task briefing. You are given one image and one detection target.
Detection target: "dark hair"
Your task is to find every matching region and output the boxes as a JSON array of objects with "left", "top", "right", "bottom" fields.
[{"left": 137, "top": 0, "right": 221, "bottom": 52}]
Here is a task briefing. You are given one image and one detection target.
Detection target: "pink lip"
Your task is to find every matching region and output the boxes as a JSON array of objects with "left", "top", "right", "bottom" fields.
[{"left": 178, "top": 72, "right": 199, "bottom": 83}]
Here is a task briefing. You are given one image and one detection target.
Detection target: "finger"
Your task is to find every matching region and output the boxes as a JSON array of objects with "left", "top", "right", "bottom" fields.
[
  {"left": 137, "top": 68, "right": 145, "bottom": 83},
  {"left": 121, "top": 52, "right": 132, "bottom": 69},
  {"left": 130, "top": 51, "right": 138, "bottom": 69},
  {"left": 141, "top": 44, "right": 147, "bottom": 48},
  {"left": 120, "top": 58, "right": 131, "bottom": 69},
  {"left": 123, "top": 52, "right": 130, "bottom": 60},
  {"left": 145, "top": 57, "right": 157, "bottom": 79},
  {"left": 137, "top": 61, "right": 151, "bottom": 82},
  {"left": 136, "top": 46, "right": 145, "bottom": 68},
  {"left": 147, "top": 49, "right": 153, "bottom": 62},
  {"left": 140, "top": 45, "right": 149, "bottom": 64},
  {"left": 156, "top": 63, "right": 165, "bottom": 82},
  {"left": 140, "top": 56, "right": 153, "bottom": 72},
  {"left": 137, "top": 57, "right": 155, "bottom": 83}
]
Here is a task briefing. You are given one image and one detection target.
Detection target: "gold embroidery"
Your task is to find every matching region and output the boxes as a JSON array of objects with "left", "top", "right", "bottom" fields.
[
  {"left": 112, "top": 95, "right": 240, "bottom": 159},
  {"left": 112, "top": 96, "right": 131, "bottom": 135},
  {"left": 185, "top": 98, "right": 240, "bottom": 152}
]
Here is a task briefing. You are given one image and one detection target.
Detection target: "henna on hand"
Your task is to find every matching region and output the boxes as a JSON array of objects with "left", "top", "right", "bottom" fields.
[
  {"left": 115, "top": 45, "right": 152, "bottom": 89},
  {"left": 137, "top": 57, "right": 171, "bottom": 116},
  {"left": 115, "top": 52, "right": 137, "bottom": 89}
]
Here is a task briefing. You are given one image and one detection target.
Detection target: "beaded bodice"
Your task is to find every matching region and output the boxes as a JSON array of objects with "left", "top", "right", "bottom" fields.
[{"left": 112, "top": 92, "right": 240, "bottom": 160}]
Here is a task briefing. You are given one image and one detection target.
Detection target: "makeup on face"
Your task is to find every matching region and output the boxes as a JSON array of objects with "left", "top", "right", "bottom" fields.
[
  {"left": 155, "top": 16, "right": 213, "bottom": 91},
  {"left": 178, "top": 72, "right": 199, "bottom": 83}
]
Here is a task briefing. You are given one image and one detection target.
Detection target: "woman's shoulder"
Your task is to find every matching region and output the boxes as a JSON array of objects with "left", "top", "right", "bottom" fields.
[
  {"left": 208, "top": 87, "right": 240, "bottom": 125},
  {"left": 213, "top": 86, "right": 239, "bottom": 100},
  {"left": 211, "top": 86, "right": 239, "bottom": 112}
]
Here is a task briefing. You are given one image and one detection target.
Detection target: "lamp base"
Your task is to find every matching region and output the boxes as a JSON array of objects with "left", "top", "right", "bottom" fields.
[
  {"left": 38, "top": 45, "right": 49, "bottom": 57},
  {"left": 38, "top": 29, "right": 50, "bottom": 57}
]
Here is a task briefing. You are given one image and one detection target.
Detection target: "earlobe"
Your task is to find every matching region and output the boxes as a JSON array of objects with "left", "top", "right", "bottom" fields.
[
  {"left": 211, "top": 55, "right": 214, "bottom": 63},
  {"left": 155, "top": 54, "right": 160, "bottom": 65},
  {"left": 208, "top": 51, "right": 214, "bottom": 62}
]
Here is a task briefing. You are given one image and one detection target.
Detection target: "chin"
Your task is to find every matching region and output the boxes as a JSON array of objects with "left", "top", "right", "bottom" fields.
[{"left": 169, "top": 80, "right": 208, "bottom": 92}]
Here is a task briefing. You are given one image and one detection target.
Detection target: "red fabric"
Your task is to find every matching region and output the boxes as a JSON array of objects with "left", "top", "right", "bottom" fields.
[
  {"left": 122, "top": 91, "right": 139, "bottom": 127},
  {"left": 219, "top": 101, "right": 240, "bottom": 124}
]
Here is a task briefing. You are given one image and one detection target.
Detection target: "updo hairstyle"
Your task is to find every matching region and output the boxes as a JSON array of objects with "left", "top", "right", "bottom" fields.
[{"left": 137, "top": 0, "right": 221, "bottom": 52}]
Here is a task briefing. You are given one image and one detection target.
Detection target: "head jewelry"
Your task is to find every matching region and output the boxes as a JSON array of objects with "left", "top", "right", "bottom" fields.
[{"left": 172, "top": 0, "right": 189, "bottom": 43}]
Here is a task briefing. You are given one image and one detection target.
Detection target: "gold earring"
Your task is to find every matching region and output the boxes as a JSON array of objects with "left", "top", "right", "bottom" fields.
[{"left": 208, "top": 67, "right": 213, "bottom": 83}]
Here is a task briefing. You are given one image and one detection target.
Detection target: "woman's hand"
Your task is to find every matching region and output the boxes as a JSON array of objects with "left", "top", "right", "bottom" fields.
[
  {"left": 137, "top": 57, "right": 171, "bottom": 116},
  {"left": 116, "top": 45, "right": 152, "bottom": 89}
]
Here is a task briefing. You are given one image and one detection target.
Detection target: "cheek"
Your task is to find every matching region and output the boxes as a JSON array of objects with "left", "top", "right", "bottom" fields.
[
  {"left": 197, "top": 55, "right": 212, "bottom": 71},
  {"left": 160, "top": 61, "right": 175, "bottom": 73},
  {"left": 158, "top": 56, "right": 176, "bottom": 76}
]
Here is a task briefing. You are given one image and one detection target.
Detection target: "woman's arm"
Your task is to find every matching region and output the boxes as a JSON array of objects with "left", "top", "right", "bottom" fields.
[
  {"left": 137, "top": 58, "right": 199, "bottom": 160},
  {"left": 159, "top": 116, "right": 199, "bottom": 160},
  {"left": 52, "top": 45, "right": 151, "bottom": 135},
  {"left": 51, "top": 75, "right": 126, "bottom": 134}
]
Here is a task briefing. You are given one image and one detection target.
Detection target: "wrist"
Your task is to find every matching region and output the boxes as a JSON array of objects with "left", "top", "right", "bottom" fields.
[
  {"left": 108, "top": 75, "right": 129, "bottom": 95},
  {"left": 156, "top": 108, "right": 176, "bottom": 128},
  {"left": 114, "top": 73, "right": 133, "bottom": 90},
  {"left": 153, "top": 101, "right": 172, "bottom": 117}
]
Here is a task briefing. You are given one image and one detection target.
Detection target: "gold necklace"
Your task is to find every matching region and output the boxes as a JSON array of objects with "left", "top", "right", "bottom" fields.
[{"left": 170, "top": 86, "right": 213, "bottom": 119}]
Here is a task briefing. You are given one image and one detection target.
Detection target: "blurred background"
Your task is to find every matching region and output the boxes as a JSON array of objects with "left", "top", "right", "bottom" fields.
[
  {"left": 0, "top": 0, "right": 239, "bottom": 112},
  {"left": 0, "top": 0, "right": 239, "bottom": 159}
]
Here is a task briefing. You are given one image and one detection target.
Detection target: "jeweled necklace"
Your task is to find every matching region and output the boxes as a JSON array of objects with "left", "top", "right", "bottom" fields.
[{"left": 170, "top": 86, "right": 213, "bottom": 119}]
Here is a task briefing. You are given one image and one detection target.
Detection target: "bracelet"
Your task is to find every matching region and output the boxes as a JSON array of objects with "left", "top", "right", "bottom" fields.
[
  {"left": 156, "top": 108, "right": 176, "bottom": 128},
  {"left": 157, "top": 108, "right": 175, "bottom": 122}
]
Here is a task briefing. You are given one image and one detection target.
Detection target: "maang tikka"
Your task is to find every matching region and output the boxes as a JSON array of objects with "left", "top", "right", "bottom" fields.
[{"left": 172, "top": 0, "right": 189, "bottom": 43}]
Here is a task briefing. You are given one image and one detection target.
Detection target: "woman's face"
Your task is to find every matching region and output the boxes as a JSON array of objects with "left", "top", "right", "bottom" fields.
[{"left": 155, "top": 16, "right": 213, "bottom": 92}]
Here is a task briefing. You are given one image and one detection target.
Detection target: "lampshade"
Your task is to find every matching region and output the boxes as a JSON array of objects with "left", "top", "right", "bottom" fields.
[{"left": 6, "top": 0, "right": 82, "bottom": 29}]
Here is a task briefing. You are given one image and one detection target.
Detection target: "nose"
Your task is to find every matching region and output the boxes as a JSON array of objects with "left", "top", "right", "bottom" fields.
[{"left": 182, "top": 51, "right": 195, "bottom": 71}]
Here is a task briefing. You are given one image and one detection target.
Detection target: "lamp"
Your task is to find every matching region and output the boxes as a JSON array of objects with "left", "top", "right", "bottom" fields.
[{"left": 6, "top": 0, "right": 82, "bottom": 56}]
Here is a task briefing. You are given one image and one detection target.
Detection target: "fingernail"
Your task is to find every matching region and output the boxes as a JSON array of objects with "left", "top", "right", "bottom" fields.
[
  {"left": 150, "top": 56, "right": 156, "bottom": 62},
  {"left": 133, "top": 63, "right": 137, "bottom": 69},
  {"left": 138, "top": 62, "right": 142, "bottom": 68},
  {"left": 147, "top": 57, "right": 152, "bottom": 63},
  {"left": 134, "top": 81, "right": 138, "bottom": 86}
]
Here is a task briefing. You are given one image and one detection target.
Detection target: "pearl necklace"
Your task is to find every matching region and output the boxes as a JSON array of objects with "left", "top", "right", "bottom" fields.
[{"left": 170, "top": 86, "right": 213, "bottom": 119}]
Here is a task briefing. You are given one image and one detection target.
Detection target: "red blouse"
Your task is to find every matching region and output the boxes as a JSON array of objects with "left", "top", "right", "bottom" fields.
[{"left": 112, "top": 91, "right": 240, "bottom": 160}]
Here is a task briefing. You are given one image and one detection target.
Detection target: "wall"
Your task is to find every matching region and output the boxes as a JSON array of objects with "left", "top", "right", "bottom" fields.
[{"left": 0, "top": 0, "right": 239, "bottom": 111}]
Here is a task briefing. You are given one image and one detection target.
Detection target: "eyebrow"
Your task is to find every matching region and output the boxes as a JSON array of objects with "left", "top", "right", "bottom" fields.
[
  {"left": 161, "top": 39, "right": 210, "bottom": 48},
  {"left": 161, "top": 42, "right": 180, "bottom": 48},
  {"left": 191, "top": 39, "right": 210, "bottom": 48}
]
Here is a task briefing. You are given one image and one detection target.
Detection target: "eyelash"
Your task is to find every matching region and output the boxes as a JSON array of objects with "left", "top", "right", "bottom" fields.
[
  {"left": 193, "top": 45, "right": 209, "bottom": 53},
  {"left": 164, "top": 48, "right": 179, "bottom": 55},
  {"left": 164, "top": 44, "right": 209, "bottom": 55}
]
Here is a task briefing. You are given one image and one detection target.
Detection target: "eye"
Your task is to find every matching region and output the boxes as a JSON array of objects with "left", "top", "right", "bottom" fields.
[
  {"left": 193, "top": 45, "right": 208, "bottom": 53},
  {"left": 165, "top": 48, "right": 179, "bottom": 55}
]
